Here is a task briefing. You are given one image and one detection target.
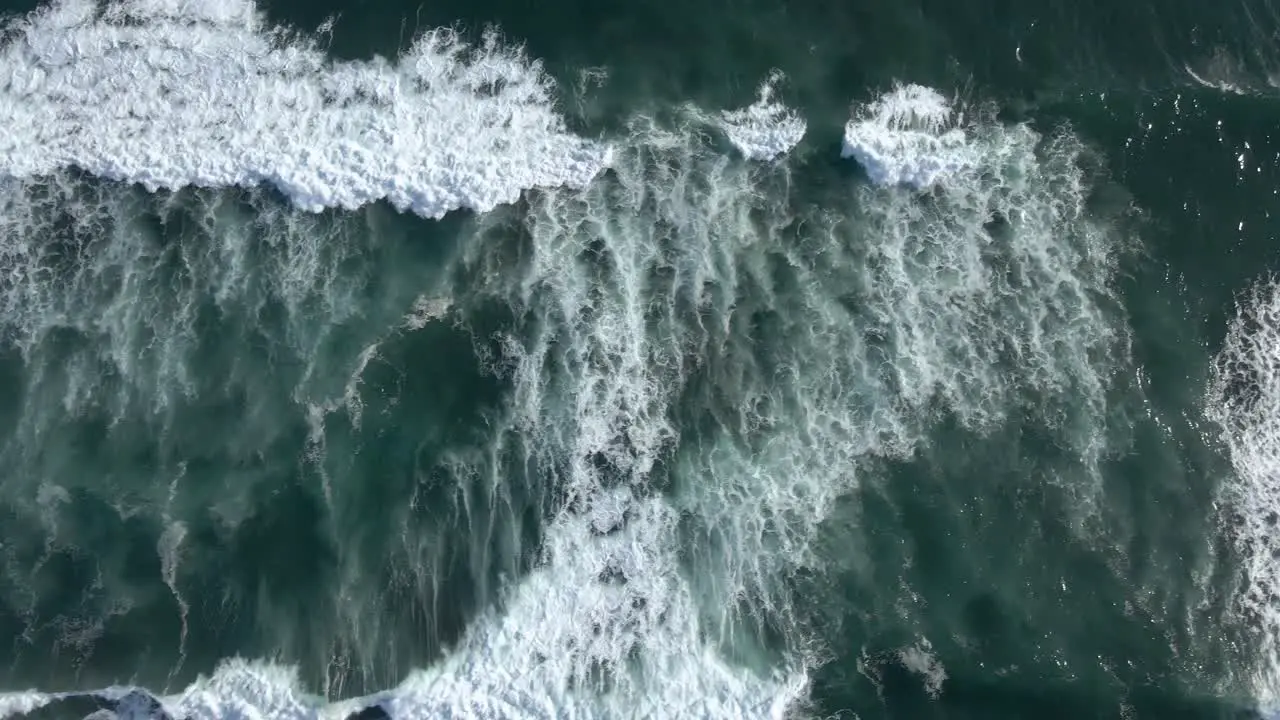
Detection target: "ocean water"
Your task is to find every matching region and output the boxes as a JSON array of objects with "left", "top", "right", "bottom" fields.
[{"left": 0, "top": 0, "right": 1279, "bottom": 718}]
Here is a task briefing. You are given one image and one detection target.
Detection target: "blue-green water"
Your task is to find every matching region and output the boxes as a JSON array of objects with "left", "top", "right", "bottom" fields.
[{"left": 0, "top": 0, "right": 1279, "bottom": 718}]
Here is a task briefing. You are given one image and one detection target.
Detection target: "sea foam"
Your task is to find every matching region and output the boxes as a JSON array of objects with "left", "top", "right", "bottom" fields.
[
  {"left": 841, "top": 84, "right": 978, "bottom": 188},
  {"left": 0, "top": 662, "right": 356, "bottom": 720},
  {"left": 0, "top": 0, "right": 610, "bottom": 219},
  {"left": 0, "top": 693, "right": 51, "bottom": 718},
  {"left": 1206, "top": 277, "right": 1280, "bottom": 711},
  {"left": 0, "top": 72, "right": 1128, "bottom": 720},
  {"left": 388, "top": 116, "right": 814, "bottom": 718},
  {"left": 719, "top": 71, "right": 806, "bottom": 160}
]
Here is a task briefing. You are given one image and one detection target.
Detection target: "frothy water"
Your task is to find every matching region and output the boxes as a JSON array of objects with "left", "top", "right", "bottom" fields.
[
  {"left": 1207, "top": 276, "right": 1280, "bottom": 712},
  {"left": 841, "top": 85, "right": 979, "bottom": 189},
  {"left": 0, "top": 2, "right": 1139, "bottom": 715},
  {"left": 383, "top": 115, "right": 813, "bottom": 718},
  {"left": 718, "top": 71, "right": 807, "bottom": 161},
  {"left": 897, "top": 639, "right": 947, "bottom": 699},
  {"left": 0, "top": 0, "right": 609, "bottom": 219},
  {"left": 391, "top": 89, "right": 1117, "bottom": 716}
]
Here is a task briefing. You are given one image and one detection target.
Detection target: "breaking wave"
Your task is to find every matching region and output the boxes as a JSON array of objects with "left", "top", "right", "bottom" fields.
[
  {"left": 842, "top": 84, "right": 978, "bottom": 189},
  {"left": 0, "top": 0, "right": 609, "bottom": 219},
  {"left": 718, "top": 71, "right": 806, "bottom": 161},
  {"left": 1207, "top": 276, "right": 1280, "bottom": 713},
  {"left": 0, "top": 5, "right": 1132, "bottom": 716}
]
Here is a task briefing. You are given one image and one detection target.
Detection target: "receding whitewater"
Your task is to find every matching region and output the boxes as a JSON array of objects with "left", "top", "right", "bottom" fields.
[{"left": 0, "top": 0, "right": 1279, "bottom": 718}]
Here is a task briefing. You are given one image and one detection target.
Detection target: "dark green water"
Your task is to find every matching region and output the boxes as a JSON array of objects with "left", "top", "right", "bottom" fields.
[{"left": 2, "top": 0, "right": 1280, "bottom": 718}]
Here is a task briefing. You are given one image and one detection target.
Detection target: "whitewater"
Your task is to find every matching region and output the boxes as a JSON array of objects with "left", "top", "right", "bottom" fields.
[
  {"left": 0, "top": 0, "right": 610, "bottom": 219},
  {"left": 4, "top": 0, "right": 1267, "bottom": 719}
]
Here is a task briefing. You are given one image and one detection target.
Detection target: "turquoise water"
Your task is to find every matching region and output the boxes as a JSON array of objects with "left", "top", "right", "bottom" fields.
[{"left": 1, "top": 0, "right": 1279, "bottom": 718}]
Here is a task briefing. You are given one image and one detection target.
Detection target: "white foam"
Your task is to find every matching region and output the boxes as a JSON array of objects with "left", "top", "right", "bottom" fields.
[
  {"left": 159, "top": 660, "right": 326, "bottom": 720},
  {"left": 394, "top": 116, "right": 812, "bottom": 716},
  {"left": 841, "top": 84, "right": 978, "bottom": 188},
  {"left": 117, "top": 113, "right": 808, "bottom": 720},
  {"left": 415, "top": 94, "right": 1121, "bottom": 717},
  {"left": 403, "top": 295, "right": 453, "bottom": 330},
  {"left": 0, "top": 691, "right": 54, "bottom": 718},
  {"left": 385, "top": 500, "right": 809, "bottom": 718},
  {"left": 0, "top": 172, "right": 389, "bottom": 429},
  {"left": 680, "top": 88, "right": 1126, "bottom": 625},
  {"left": 1206, "top": 277, "right": 1280, "bottom": 710},
  {"left": 898, "top": 638, "right": 947, "bottom": 698},
  {"left": 719, "top": 72, "right": 806, "bottom": 161},
  {"left": 0, "top": 662, "right": 359, "bottom": 720},
  {"left": 0, "top": 0, "right": 610, "bottom": 219},
  {"left": 0, "top": 84, "right": 1128, "bottom": 720}
]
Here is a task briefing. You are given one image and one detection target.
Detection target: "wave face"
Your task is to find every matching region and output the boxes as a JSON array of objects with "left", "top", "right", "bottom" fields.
[
  {"left": 0, "top": 0, "right": 609, "bottom": 219},
  {"left": 0, "top": 3, "right": 1148, "bottom": 719}
]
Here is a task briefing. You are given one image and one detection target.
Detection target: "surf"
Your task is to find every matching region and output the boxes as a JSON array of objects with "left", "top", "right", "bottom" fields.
[{"left": 0, "top": 3, "right": 1140, "bottom": 718}]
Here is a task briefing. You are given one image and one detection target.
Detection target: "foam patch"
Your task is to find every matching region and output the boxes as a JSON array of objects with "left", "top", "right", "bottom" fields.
[
  {"left": 0, "top": 0, "right": 610, "bottom": 219},
  {"left": 1206, "top": 277, "right": 1280, "bottom": 711},
  {"left": 841, "top": 84, "right": 978, "bottom": 188},
  {"left": 719, "top": 71, "right": 806, "bottom": 161}
]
